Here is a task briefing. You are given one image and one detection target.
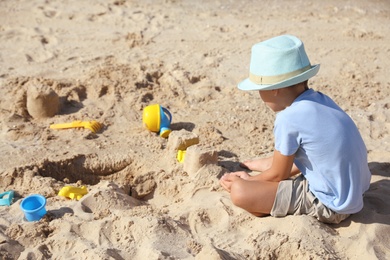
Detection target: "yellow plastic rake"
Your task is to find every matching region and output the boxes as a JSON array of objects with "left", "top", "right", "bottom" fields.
[{"left": 50, "top": 120, "right": 102, "bottom": 133}]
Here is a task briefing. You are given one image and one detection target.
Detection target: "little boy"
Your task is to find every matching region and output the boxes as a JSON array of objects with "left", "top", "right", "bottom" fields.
[{"left": 220, "top": 35, "right": 371, "bottom": 224}]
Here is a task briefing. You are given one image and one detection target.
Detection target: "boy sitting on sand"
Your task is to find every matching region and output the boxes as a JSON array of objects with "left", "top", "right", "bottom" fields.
[{"left": 220, "top": 35, "right": 371, "bottom": 224}]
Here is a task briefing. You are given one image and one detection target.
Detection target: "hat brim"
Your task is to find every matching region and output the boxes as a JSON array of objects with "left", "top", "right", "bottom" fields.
[{"left": 238, "top": 64, "right": 320, "bottom": 91}]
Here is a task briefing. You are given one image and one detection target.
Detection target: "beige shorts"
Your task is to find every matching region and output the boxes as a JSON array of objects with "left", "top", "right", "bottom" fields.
[{"left": 270, "top": 174, "right": 350, "bottom": 224}]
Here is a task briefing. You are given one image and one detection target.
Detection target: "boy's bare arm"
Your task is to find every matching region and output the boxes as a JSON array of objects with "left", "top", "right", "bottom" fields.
[{"left": 250, "top": 150, "right": 296, "bottom": 182}]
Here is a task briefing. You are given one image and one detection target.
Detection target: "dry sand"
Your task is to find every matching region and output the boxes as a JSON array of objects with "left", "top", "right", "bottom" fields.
[{"left": 0, "top": 0, "right": 389, "bottom": 259}]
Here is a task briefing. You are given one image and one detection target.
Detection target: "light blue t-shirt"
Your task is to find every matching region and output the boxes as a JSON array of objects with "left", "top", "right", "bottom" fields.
[{"left": 274, "top": 89, "right": 371, "bottom": 214}]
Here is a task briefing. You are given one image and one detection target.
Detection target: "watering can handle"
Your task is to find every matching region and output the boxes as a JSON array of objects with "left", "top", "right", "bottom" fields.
[{"left": 161, "top": 107, "right": 172, "bottom": 123}]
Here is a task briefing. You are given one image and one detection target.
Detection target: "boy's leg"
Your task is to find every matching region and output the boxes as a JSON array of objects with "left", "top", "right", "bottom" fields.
[{"left": 229, "top": 178, "right": 279, "bottom": 217}]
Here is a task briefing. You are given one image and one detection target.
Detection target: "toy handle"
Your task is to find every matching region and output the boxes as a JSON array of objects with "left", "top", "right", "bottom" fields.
[{"left": 162, "top": 107, "right": 172, "bottom": 123}]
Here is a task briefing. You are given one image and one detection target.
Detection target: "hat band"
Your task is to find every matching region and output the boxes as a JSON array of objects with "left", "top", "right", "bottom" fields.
[{"left": 249, "top": 65, "right": 311, "bottom": 85}]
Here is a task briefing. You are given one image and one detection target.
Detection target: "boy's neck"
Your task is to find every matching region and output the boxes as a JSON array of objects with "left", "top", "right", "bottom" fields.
[{"left": 279, "top": 82, "right": 308, "bottom": 107}]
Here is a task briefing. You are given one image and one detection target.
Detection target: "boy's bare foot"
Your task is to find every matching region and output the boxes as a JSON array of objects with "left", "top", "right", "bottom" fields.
[
  {"left": 239, "top": 159, "right": 268, "bottom": 172},
  {"left": 239, "top": 155, "right": 274, "bottom": 172},
  {"left": 239, "top": 161, "right": 250, "bottom": 170}
]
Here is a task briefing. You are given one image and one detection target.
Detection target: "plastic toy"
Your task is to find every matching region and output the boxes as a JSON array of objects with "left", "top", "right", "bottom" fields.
[
  {"left": 142, "top": 104, "right": 172, "bottom": 138},
  {"left": 0, "top": 190, "right": 14, "bottom": 206},
  {"left": 58, "top": 186, "right": 88, "bottom": 200},
  {"left": 177, "top": 150, "right": 186, "bottom": 163},
  {"left": 20, "top": 194, "right": 47, "bottom": 221},
  {"left": 50, "top": 120, "right": 102, "bottom": 133}
]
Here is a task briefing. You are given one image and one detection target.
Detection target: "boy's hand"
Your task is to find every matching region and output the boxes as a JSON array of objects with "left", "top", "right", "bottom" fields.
[
  {"left": 220, "top": 171, "right": 250, "bottom": 192},
  {"left": 229, "top": 171, "right": 251, "bottom": 180}
]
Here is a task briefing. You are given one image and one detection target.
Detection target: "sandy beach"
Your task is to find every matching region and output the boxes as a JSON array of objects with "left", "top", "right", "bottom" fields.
[{"left": 0, "top": 0, "right": 389, "bottom": 259}]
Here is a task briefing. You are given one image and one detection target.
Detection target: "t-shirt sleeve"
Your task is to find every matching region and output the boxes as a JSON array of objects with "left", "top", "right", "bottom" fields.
[{"left": 274, "top": 113, "right": 300, "bottom": 156}]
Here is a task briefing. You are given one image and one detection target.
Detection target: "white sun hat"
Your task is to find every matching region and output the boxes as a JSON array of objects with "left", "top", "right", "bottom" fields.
[{"left": 238, "top": 35, "right": 320, "bottom": 91}]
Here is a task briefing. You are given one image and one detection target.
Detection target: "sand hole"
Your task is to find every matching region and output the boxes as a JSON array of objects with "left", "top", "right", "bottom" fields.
[{"left": 36, "top": 154, "right": 133, "bottom": 185}]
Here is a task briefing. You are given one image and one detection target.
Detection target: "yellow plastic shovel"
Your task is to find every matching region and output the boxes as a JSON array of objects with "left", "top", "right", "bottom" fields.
[{"left": 50, "top": 120, "right": 102, "bottom": 133}]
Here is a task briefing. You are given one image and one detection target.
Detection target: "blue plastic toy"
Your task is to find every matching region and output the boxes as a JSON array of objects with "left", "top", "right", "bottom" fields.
[
  {"left": 0, "top": 190, "right": 14, "bottom": 206},
  {"left": 20, "top": 194, "right": 47, "bottom": 221}
]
